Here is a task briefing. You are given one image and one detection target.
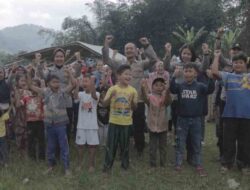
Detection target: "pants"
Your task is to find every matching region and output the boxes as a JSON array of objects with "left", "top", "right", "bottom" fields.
[
  {"left": 149, "top": 131, "right": 167, "bottom": 167},
  {"left": 201, "top": 116, "right": 206, "bottom": 142},
  {"left": 222, "top": 118, "right": 250, "bottom": 169},
  {"left": 133, "top": 103, "right": 145, "bottom": 153},
  {"left": 98, "top": 122, "right": 108, "bottom": 146},
  {"left": 176, "top": 117, "right": 202, "bottom": 167},
  {"left": 66, "top": 107, "right": 73, "bottom": 142},
  {"left": 216, "top": 100, "right": 225, "bottom": 158},
  {"left": 73, "top": 102, "right": 79, "bottom": 138},
  {"left": 27, "top": 121, "right": 45, "bottom": 160},
  {"left": 0, "top": 137, "right": 8, "bottom": 164},
  {"left": 46, "top": 125, "right": 69, "bottom": 170},
  {"left": 104, "top": 123, "right": 130, "bottom": 170},
  {"left": 171, "top": 100, "right": 178, "bottom": 135}
]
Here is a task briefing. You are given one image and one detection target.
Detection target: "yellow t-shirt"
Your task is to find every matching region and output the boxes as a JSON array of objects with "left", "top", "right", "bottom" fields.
[
  {"left": 0, "top": 112, "right": 9, "bottom": 137},
  {"left": 105, "top": 85, "right": 138, "bottom": 126}
]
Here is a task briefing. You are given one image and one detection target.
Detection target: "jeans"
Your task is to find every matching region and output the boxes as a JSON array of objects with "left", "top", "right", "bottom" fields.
[
  {"left": 46, "top": 125, "right": 69, "bottom": 170},
  {"left": 176, "top": 117, "right": 202, "bottom": 167}
]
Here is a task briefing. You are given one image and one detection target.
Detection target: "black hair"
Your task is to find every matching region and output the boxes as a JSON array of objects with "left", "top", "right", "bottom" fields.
[
  {"left": 152, "top": 78, "right": 165, "bottom": 86},
  {"left": 53, "top": 48, "right": 66, "bottom": 57},
  {"left": 179, "top": 44, "right": 197, "bottom": 62},
  {"left": 46, "top": 74, "right": 60, "bottom": 83},
  {"left": 232, "top": 52, "right": 248, "bottom": 63},
  {"left": 116, "top": 64, "right": 131, "bottom": 75},
  {"left": 183, "top": 62, "right": 199, "bottom": 72}
]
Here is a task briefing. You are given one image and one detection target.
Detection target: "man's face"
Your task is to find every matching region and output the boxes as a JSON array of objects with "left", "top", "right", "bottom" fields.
[{"left": 124, "top": 43, "right": 137, "bottom": 60}]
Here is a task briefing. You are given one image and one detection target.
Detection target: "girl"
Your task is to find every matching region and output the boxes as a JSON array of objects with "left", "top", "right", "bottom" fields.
[
  {"left": 20, "top": 79, "right": 45, "bottom": 161},
  {"left": 13, "top": 74, "right": 30, "bottom": 158}
]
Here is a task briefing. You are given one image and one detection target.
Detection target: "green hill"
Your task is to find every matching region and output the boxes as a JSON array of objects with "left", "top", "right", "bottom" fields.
[{"left": 0, "top": 24, "right": 53, "bottom": 54}]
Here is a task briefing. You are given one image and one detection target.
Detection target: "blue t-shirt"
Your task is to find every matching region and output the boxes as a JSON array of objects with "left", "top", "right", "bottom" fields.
[{"left": 220, "top": 71, "right": 250, "bottom": 119}]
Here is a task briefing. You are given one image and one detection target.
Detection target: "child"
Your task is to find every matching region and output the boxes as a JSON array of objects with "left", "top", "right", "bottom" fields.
[
  {"left": 142, "top": 77, "right": 171, "bottom": 167},
  {"left": 102, "top": 64, "right": 138, "bottom": 172},
  {"left": 20, "top": 79, "right": 45, "bottom": 161},
  {"left": 96, "top": 74, "right": 110, "bottom": 146},
  {"left": 212, "top": 51, "right": 250, "bottom": 174},
  {"left": 13, "top": 74, "right": 30, "bottom": 158},
  {"left": 170, "top": 63, "right": 213, "bottom": 177},
  {"left": 28, "top": 69, "right": 75, "bottom": 176},
  {"left": 74, "top": 74, "right": 99, "bottom": 173},
  {"left": 0, "top": 105, "right": 10, "bottom": 167}
]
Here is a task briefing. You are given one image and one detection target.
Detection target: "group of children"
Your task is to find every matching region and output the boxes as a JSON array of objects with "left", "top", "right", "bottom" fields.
[{"left": 0, "top": 27, "right": 250, "bottom": 178}]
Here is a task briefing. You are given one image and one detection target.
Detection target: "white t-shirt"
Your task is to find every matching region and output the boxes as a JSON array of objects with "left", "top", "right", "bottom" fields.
[{"left": 76, "top": 91, "right": 99, "bottom": 130}]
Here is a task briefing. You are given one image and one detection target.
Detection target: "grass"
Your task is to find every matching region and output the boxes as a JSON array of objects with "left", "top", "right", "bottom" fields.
[{"left": 0, "top": 123, "right": 250, "bottom": 190}]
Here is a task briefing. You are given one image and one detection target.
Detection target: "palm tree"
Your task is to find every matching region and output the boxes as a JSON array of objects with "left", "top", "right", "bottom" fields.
[{"left": 172, "top": 25, "right": 207, "bottom": 45}]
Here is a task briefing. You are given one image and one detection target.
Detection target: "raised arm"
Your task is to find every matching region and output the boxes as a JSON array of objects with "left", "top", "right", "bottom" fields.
[
  {"left": 163, "top": 42, "right": 172, "bottom": 71},
  {"left": 63, "top": 68, "right": 76, "bottom": 94},
  {"left": 139, "top": 37, "right": 159, "bottom": 70},
  {"left": 211, "top": 50, "right": 222, "bottom": 79},
  {"left": 164, "top": 88, "right": 172, "bottom": 106},
  {"left": 170, "top": 68, "right": 181, "bottom": 94},
  {"left": 201, "top": 43, "right": 212, "bottom": 72},
  {"left": 141, "top": 79, "right": 150, "bottom": 106},
  {"left": 102, "top": 87, "right": 116, "bottom": 108},
  {"left": 90, "top": 76, "right": 98, "bottom": 101},
  {"left": 27, "top": 66, "right": 44, "bottom": 95}
]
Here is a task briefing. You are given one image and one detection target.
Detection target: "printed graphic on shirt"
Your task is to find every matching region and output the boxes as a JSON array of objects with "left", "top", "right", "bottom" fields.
[
  {"left": 181, "top": 90, "right": 197, "bottom": 99},
  {"left": 241, "top": 75, "right": 250, "bottom": 90},
  {"left": 82, "top": 101, "right": 93, "bottom": 112},
  {"left": 112, "top": 97, "right": 130, "bottom": 116}
]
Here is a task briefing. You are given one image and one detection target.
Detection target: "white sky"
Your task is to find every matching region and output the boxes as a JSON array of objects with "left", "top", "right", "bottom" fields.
[{"left": 0, "top": 0, "right": 98, "bottom": 30}]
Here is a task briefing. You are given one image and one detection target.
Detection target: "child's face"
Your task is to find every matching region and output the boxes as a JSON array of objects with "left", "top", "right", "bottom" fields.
[
  {"left": 0, "top": 69, "right": 4, "bottom": 80},
  {"left": 152, "top": 81, "right": 165, "bottom": 95},
  {"left": 54, "top": 51, "right": 65, "bottom": 67},
  {"left": 82, "top": 77, "right": 91, "bottom": 90},
  {"left": 181, "top": 48, "right": 192, "bottom": 63},
  {"left": 96, "top": 61, "right": 103, "bottom": 72},
  {"left": 156, "top": 62, "right": 164, "bottom": 73},
  {"left": 48, "top": 78, "right": 60, "bottom": 91},
  {"left": 18, "top": 76, "right": 28, "bottom": 89},
  {"left": 233, "top": 60, "right": 247, "bottom": 74},
  {"left": 118, "top": 69, "right": 132, "bottom": 86},
  {"left": 183, "top": 68, "right": 197, "bottom": 83}
]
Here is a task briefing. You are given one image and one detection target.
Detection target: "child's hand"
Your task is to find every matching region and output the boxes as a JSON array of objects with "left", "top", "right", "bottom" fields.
[
  {"left": 165, "top": 43, "right": 172, "bottom": 54},
  {"left": 141, "top": 78, "right": 148, "bottom": 88},
  {"left": 214, "top": 50, "right": 221, "bottom": 57},
  {"left": 202, "top": 43, "right": 211, "bottom": 54},
  {"left": 216, "top": 27, "right": 224, "bottom": 38},
  {"left": 206, "top": 69, "right": 213, "bottom": 79},
  {"left": 173, "top": 67, "right": 181, "bottom": 77}
]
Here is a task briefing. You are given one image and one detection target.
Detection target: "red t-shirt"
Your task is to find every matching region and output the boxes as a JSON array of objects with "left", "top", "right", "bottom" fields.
[{"left": 21, "top": 95, "right": 44, "bottom": 122}]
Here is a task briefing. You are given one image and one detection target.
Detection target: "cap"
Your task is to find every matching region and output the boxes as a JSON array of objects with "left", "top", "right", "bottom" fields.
[{"left": 231, "top": 43, "right": 242, "bottom": 50}]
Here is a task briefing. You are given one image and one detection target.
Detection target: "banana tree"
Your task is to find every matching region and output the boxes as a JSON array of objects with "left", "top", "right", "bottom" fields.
[
  {"left": 172, "top": 25, "right": 207, "bottom": 45},
  {"left": 222, "top": 28, "right": 242, "bottom": 52}
]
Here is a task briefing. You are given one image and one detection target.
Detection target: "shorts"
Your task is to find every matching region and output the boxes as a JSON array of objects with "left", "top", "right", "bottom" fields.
[{"left": 75, "top": 129, "right": 99, "bottom": 145}]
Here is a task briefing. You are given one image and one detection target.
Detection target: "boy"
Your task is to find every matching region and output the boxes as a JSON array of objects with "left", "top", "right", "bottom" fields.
[
  {"left": 28, "top": 68, "right": 75, "bottom": 176},
  {"left": 142, "top": 77, "right": 171, "bottom": 167},
  {"left": 212, "top": 51, "right": 250, "bottom": 174},
  {"left": 74, "top": 74, "right": 99, "bottom": 173},
  {"left": 170, "top": 63, "right": 213, "bottom": 177},
  {"left": 102, "top": 64, "right": 138, "bottom": 172}
]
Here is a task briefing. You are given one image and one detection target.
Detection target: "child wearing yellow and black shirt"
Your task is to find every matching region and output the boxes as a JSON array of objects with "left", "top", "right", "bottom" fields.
[{"left": 102, "top": 65, "right": 137, "bottom": 172}]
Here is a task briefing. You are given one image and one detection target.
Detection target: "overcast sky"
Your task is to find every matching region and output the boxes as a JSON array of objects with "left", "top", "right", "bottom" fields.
[{"left": 0, "top": 0, "right": 99, "bottom": 30}]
